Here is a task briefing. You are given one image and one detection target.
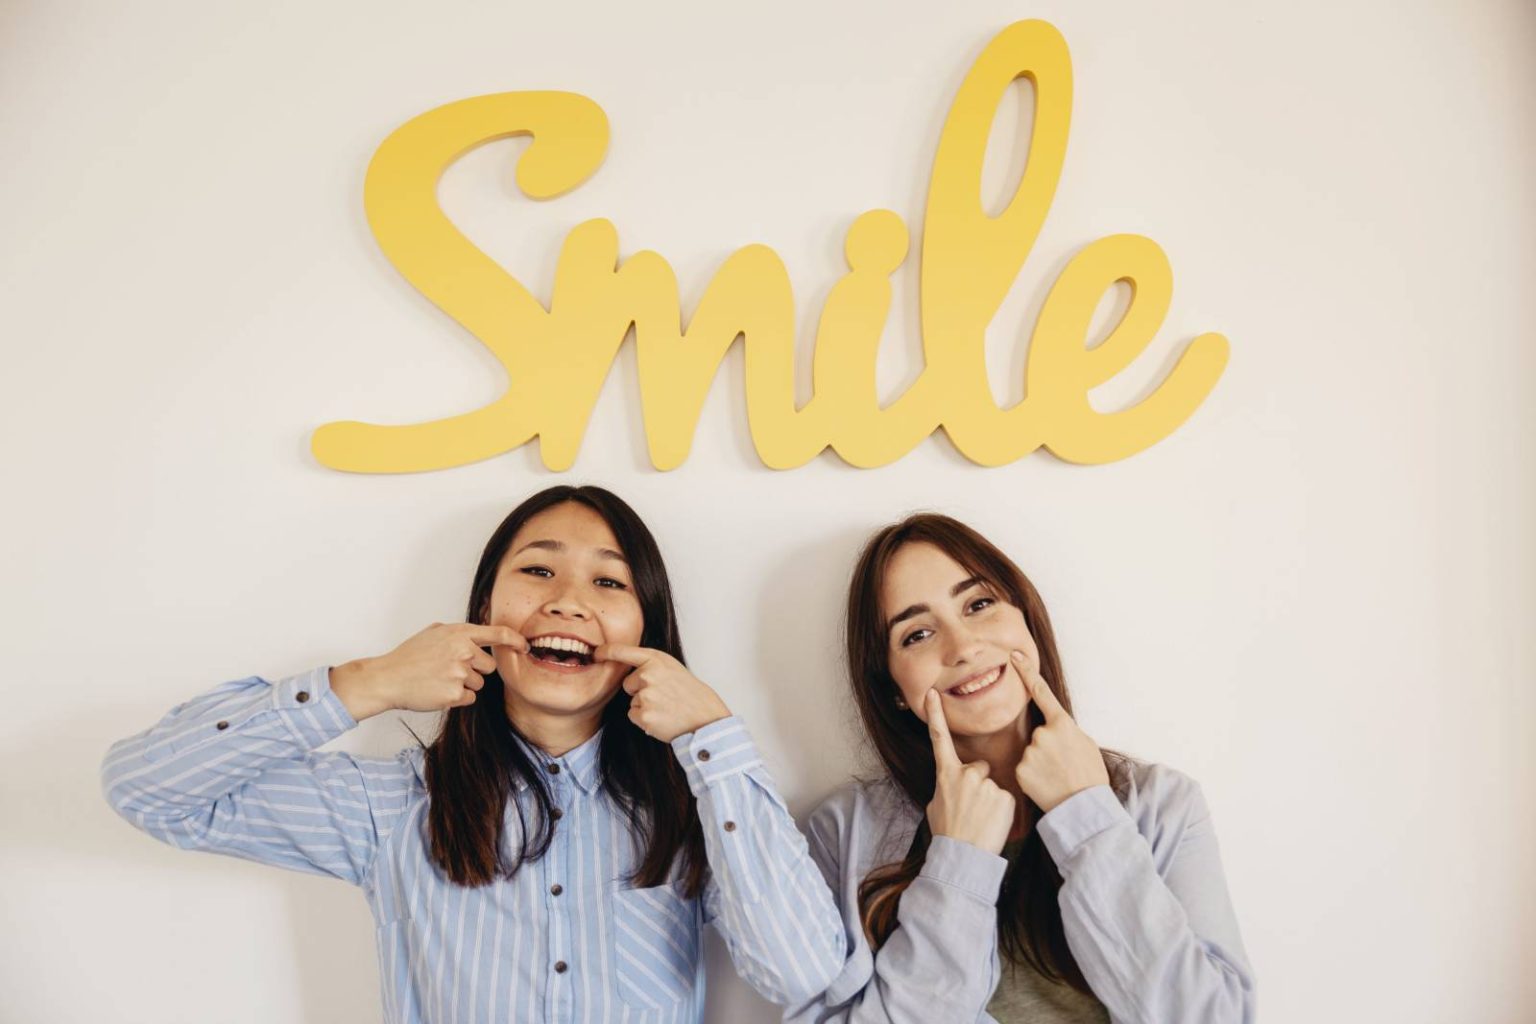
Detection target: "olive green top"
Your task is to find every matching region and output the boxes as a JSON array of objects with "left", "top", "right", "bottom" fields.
[
  {"left": 985, "top": 957, "right": 1109, "bottom": 1023},
  {"left": 983, "top": 839, "right": 1109, "bottom": 1022}
]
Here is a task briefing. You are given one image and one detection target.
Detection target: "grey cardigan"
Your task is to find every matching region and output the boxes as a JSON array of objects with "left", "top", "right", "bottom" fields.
[{"left": 785, "top": 761, "right": 1255, "bottom": 1023}]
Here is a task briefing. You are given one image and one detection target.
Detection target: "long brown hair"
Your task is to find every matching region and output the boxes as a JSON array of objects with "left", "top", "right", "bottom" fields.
[
  {"left": 846, "top": 513, "right": 1129, "bottom": 992},
  {"left": 423, "top": 485, "right": 706, "bottom": 896}
]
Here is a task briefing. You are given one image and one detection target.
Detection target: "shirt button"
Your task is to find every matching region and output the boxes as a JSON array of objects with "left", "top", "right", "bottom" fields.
[
  {"left": 550, "top": 883, "right": 563, "bottom": 896},
  {"left": 723, "top": 821, "right": 737, "bottom": 832},
  {"left": 216, "top": 721, "right": 229, "bottom": 731},
  {"left": 546, "top": 763, "right": 560, "bottom": 774},
  {"left": 551, "top": 807, "right": 564, "bottom": 821},
  {"left": 553, "top": 961, "right": 568, "bottom": 974},
  {"left": 697, "top": 749, "right": 711, "bottom": 762},
  {"left": 295, "top": 691, "right": 310, "bottom": 704}
]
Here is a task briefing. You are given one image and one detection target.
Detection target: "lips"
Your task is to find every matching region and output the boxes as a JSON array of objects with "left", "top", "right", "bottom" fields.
[
  {"left": 944, "top": 665, "right": 1003, "bottom": 699},
  {"left": 525, "top": 632, "right": 597, "bottom": 670}
]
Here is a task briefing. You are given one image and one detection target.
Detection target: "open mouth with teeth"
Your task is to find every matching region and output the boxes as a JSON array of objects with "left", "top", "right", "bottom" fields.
[
  {"left": 526, "top": 635, "right": 596, "bottom": 669},
  {"left": 945, "top": 665, "right": 1004, "bottom": 699}
]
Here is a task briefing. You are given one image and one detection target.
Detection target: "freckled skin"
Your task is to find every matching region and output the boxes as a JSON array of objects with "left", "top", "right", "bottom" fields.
[
  {"left": 486, "top": 503, "right": 644, "bottom": 735},
  {"left": 881, "top": 542, "right": 1038, "bottom": 743}
]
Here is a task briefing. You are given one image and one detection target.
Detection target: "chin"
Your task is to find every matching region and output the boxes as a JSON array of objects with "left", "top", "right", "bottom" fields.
[
  {"left": 950, "top": 701, "right": 1028, "bottom": 738},
  {"left": 509, "top": 668, "right": 622, "bottom": 715}
]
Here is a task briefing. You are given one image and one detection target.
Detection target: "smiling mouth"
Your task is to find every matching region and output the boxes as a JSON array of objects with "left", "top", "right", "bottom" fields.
[
  {"left": 526, "top": 634, "right": 596, "bottom": 669},
  {"left": 945, "top": 666, "right": 1003, "bottom": 699}
]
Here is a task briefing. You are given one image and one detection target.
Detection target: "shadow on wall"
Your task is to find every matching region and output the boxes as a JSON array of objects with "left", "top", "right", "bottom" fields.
[
  {"left": 696, "top": 523, "right": 873, "bottom": 1023},
  {"left": 15, "top": 704, "right": 383, "bottom": 1023}
]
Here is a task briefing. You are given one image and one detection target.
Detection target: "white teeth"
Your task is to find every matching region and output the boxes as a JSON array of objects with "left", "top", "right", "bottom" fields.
[
  {"left": 949, "top": 667, "right": 1001, "bottom": 696},
  {"left": 531, "top": 635, "right": 592, "bottom": 655}
]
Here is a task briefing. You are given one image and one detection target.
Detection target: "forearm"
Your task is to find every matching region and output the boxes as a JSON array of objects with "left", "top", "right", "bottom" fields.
[
  {"left": 672, "top": 717, "right": 845, "bottom": 1004},
  {"left": 1040, "top": 786, "right": 1255, "bottom": 1024},
  {"left": 788, "top": 834, "right": 1005, "bottom": 1024},
  {"left": 100, "top": 667, "right": 356, "bottom": 840}
]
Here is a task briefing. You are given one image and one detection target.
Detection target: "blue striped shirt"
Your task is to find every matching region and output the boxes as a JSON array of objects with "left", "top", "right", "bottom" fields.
[{"left": 100, "top": 666, "right": 845, "bottom": 1023}]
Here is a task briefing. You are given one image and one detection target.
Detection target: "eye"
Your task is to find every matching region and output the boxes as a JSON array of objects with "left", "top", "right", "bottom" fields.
[
  {"left": 966, "top": 596, "right": 995, "bottom": 614},
  {"left": 595, "top": 576, "right": 629, "bottom": 590},
  {"left": 519, "top": 565, "right": 553, "bottom": 578},
  {"left": 900, "top": 628, "right": 932, "bottom": 648}
]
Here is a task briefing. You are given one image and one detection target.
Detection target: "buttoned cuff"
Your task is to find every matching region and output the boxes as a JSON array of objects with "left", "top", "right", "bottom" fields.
[
  {"left": 918, "top": 835, "right": 1008, "bottom": 903},
  {"left": 1036, "top": 784, "right": 1128, "bottom": 866},
  {"left": 273, "top": 665, "right": 358, "bottom": 748},
  {"left": 670, "top": 716, "right": 763, "bottom": 793}
]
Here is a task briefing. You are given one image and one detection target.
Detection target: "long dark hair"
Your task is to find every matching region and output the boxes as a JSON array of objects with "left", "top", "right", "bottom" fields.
[
  {"left": 423, "top": 485, "right": 706, "bottom": 896},
  {"left": 846, "top": 513, "right": 1129, "bottom": 992}
]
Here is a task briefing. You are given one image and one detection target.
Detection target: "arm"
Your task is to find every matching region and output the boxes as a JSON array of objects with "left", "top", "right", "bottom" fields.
[
  {"left": 784, "top": 801, "right": 1005, "bottom": 1024},
  {"left": 100, "top": 622, "right": 524, "bottom": 884},
  {"left": 1038, "top": 773, "right": 1256, "bottom": 1024},
  {"left": 670, "top": 717, "right": 847, "bottom": 1005},
  {"left": 99, "top": 666, "right": 406, "bottom": 884}
]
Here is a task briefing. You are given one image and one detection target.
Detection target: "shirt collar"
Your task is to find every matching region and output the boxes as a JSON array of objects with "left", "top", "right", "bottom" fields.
[{"left": 512, "top": 726, "right": 603, "bottom": 795}]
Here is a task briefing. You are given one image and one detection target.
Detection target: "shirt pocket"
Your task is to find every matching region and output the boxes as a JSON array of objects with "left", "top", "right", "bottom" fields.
[{"left": 611, "top": 883, "right": 699, "bottom": 1010}]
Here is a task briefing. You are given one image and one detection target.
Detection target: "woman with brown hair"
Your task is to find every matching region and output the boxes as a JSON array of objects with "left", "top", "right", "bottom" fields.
[
  {"left": 787, "top": 513, "right": 1255, "bottom": 1023},
  {"left": 101, "top": 485, "right": 843, "bottom": 1023}
]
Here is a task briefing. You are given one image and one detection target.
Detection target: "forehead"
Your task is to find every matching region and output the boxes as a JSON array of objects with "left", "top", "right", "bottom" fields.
[
  {"left": 507, "top": 502, "right": 623, "bottom": 557},
  {"left": 879, "top": 542, "right": 973, "bottom": 611}
]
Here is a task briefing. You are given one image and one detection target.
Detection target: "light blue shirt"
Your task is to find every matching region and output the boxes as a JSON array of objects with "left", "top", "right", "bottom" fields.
[{"left": 100, "top": 666, "right": 845, "bottom": 1023}]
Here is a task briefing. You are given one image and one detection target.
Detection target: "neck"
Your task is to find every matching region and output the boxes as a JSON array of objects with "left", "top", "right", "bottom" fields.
[{"left": 504, "top": 699, "right": 602, "bottom": 758}]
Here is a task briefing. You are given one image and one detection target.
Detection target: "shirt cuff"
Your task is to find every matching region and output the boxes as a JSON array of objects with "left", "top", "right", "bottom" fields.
[
  {"left": 1036, "top": 784, "right": 1128, "bottom": 866},
  {"left": 670, "top": 715, "right": 763, "bottom": 793},
  {"left": 919, "top": 835, "right": 1008, "bottom": 903},
  {"left": 272, "top": 665, "right": 358, "bottom": 748}
]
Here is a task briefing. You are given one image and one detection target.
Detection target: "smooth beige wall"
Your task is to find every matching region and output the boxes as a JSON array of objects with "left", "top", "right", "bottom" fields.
[{"left": 2, "top": 0, "right": 1533, "bottom": 1020}]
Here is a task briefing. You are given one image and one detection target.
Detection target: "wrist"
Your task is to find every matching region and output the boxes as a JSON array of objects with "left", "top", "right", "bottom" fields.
[{"left": 329, "top": 657, "right": 395, "bottom": 720}]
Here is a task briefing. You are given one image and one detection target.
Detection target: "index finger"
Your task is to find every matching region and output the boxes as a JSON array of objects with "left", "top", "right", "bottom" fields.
[
  {"left": 924, "top": 689, "right": 960, "bottom": 771},
  {"left": 593, "top": 643, "right": 659, "bottom": 668},
  {"left": 1014, "top": 651, "right": 1066, "bottom": 722},
  {"left": 464, "top": 624, "right": 527, "bottom": 650}
]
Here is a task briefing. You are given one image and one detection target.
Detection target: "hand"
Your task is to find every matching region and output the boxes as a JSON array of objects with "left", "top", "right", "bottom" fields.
[
  {"left": 329, "top": 623, "right": 527, "bottom": 721},
  {"left": 923, "top": 689, "right": 1016, "bottom": 855},
  {"left": 595, "top": 644, "right": 732, "bottom": 743},
  {"left": 1012, "top": 650, "right": 1109, "bottom": 813}
]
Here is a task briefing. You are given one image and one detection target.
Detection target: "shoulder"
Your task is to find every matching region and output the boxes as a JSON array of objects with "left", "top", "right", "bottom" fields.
[
  {"left": 808, "top": 776, "right": 911, "bottom": 832},
  {"left": 1113, "top": 758, "right": 1215, "bottom": 858},
  {"left": 334, "top": 745, "right": 430, "bottom": 799},
  {"left": 806, "top": 776, "right": 921, "bottom": 868}
]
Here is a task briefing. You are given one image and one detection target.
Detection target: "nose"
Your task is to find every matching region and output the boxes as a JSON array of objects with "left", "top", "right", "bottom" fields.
[
  {"left": 941, "top": 621, "right": 985, "bottom": 667},
  {"left": 541, "top": 580, "right": 592, "bottom": 621}
]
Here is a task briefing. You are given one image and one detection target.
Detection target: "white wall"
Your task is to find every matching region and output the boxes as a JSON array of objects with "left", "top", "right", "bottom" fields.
[{"left": 3, "top": 0, "right": 1533, "bottom": 1020}]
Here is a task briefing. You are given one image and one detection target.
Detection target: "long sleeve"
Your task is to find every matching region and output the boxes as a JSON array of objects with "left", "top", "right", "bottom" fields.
[
  {"left": 785, "top": 797, "right": 1006, "bottom": 1024},
  {"left": 668, "top": 716, "right": 846, "bottom": 1005},
  {"left": 100, "top": 666, "right": 416, "bottom": 886},
  {"left": 1037, "top": 767, "right": 1256, "bottom": 1024}
]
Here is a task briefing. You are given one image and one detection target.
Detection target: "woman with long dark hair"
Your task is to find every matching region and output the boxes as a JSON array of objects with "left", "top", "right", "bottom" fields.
[
  {"left": 788, "top": 514, "right": 1254, "bottom": 1023},
  {"left": 102, "top": 485, "right": 843, "bottom": 1023}
]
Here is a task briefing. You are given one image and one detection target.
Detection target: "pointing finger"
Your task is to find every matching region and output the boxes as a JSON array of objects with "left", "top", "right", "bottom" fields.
[
  {"left": 925, "top": 689, "right": 960, "bottom": 772},
  {"left": 594, "top": 643, "right": 656, "bottom": 668},
  {"left": 1013, "top": 651, "right": 1066, "bottom": 722},
  {"left": 467, "top": 625, "right": 527, "bottom": 651}
]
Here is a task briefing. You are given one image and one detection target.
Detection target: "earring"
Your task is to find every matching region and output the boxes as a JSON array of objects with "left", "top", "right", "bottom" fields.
[{"left": 893, "top": 695, "right": 908, "bottom": 710}]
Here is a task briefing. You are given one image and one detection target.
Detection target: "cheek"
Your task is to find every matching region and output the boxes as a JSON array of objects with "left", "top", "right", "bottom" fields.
[
  {"left": 598, "top": 601, "right": 644, "bottom": 644},
  {"left": 888, "top": 651, "right": 935, "bottom": 706}
]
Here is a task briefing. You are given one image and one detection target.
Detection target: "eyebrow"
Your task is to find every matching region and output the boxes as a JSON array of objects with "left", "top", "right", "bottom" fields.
[
  {"left": 885, "top": 576, "right": 986, "bottom": 635},
  {"left": 510, "top": 539, "right": 629, "bottom": 563}
]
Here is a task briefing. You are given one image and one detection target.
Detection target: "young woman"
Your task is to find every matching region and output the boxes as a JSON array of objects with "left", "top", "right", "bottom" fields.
[
  {"left": 788, "top": 514, "right": 1254, "bottom": 1023},
  {"left": 101, "top": 485, "right": 843, "bottom": 1024}
]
